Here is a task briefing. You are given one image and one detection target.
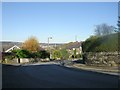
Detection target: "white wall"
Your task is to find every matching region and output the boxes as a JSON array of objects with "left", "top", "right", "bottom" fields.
[{"left": 20, "top": 58, "right": 29, "bottom": 63}]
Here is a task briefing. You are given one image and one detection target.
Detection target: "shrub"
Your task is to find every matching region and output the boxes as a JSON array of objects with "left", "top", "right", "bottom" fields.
[
  {"left": 31, "top": 52, "right": 40, "bottom": 58},
  {"left": 12, "top": 49, "right": 50, "bottom": 59},
  {"left": 39, "top": 50, "right": 50, "bottom": 59},
  {"left": 52, "top": 50, "right": 62, "bottom": 60},
  {"left": 13, "top": 49, "right": 31, "bottom": 58},
  {"left": 3, "top": 52, "right": 15, "bottom": 60},
  {"left": 82, "top": 33, "right": 119, "bottom": 52},
  {"left": 60, "top": 49, "right": 69, "bottom": 60}
]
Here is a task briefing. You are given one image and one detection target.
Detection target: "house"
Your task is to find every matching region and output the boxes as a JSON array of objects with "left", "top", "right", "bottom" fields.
[
  {"left": 0, "top": 41, "right": 21, "bottom": 52},
  {"left": 65, "top": 41, "right": 82, "bottom": 59},
  {"left": 5, "top": 45, "right": 20, "bottom": 52}
]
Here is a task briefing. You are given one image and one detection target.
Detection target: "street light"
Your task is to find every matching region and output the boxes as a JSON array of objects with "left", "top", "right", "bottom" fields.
[
  {"left": 48, "top": 37, "right": 52, "bottom": 59},
  {"left": 48, "top": 37, "right": 52, "bottom": 49}
]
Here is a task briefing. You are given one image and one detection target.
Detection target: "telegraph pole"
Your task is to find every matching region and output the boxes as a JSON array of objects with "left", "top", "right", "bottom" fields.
[{"left": 75, "top": 35, "right": 77, "bottom": 42}]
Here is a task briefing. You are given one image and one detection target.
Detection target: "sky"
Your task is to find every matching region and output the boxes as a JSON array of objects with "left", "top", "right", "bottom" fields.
[{"left": 2, "top": 2, "right": 118, "bottom": 43}]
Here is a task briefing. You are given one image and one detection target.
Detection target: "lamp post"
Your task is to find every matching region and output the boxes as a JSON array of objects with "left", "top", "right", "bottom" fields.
[{"left": 48, "top": 37, "right": 52, "bottom": 59}]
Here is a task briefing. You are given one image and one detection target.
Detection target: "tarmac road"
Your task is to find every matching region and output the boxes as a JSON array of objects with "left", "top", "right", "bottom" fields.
[{"left": 2, "top": 64, "right": 119, "bottom": 88}]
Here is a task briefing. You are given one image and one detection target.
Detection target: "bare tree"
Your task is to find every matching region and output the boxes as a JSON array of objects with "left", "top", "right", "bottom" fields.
[
  {"left": 94, "top": 25, "right": 102, "bottom": 36},
  {"left": 94, "top": 23, "right": 115, "bottom": 36}
]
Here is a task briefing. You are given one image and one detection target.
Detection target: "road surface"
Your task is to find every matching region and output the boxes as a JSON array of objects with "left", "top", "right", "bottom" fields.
[{"left": 2, "top": 64, "right": 119, "bottom": 88}]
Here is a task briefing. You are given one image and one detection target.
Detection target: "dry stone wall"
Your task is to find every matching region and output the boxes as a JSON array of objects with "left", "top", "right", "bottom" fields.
[{"left": 83, "top": 52, "right": 120, "bottom": 66}]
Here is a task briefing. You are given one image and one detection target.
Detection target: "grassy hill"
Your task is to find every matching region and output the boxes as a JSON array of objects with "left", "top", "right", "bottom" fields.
[{"left": 82, "top": 33, "right": 119, "bottom": 52}]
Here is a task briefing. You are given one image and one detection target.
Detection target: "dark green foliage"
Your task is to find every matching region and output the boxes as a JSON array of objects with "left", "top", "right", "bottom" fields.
[
  {"left": 60, "top": 49, "right": 69, "bottom": 60},
  {"left": 31, "top": 52, "right": 41, "bottom": 58},
  {"left": 82, "top": 36, "right": 99, "bottom": 52},
  {"left": 12, "top": 49, "right": 50, "bottom": 59},
  {"left": 13, "top": 49, "right": 31, "bottom": 58},
  {"left": 3, "top": 52, "right": 15, "bottom": 60},
  {"left": 15, "top": 49, "right": 31, "bottom": 58},
  {"left": 82, "top": 33, "right": 119, "bottom": 52},
  {"left": 52, "top": 49, "right": 69, "bottom": 60},
  {"left": 39, "top": 50, "right": 50, "bottom": 59},
  {"left": 52, "top": 50, "right": 62, "bottom": 60}
]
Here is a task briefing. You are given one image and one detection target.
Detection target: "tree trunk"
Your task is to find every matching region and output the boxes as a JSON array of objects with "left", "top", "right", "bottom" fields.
[{"left": 18, "top": 58, "right": 20, "bottom": 63}]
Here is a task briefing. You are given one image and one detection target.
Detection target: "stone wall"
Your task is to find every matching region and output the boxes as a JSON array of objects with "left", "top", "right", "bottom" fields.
[{"left": 83, "top": 52, "right": 120, "bottom": 66}]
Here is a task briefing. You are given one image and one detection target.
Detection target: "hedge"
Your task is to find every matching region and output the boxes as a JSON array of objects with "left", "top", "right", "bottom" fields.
[{"left": 82, "top": 33, "right": 119, "bottom": 52}]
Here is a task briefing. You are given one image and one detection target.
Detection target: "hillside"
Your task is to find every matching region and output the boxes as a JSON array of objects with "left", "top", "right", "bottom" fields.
[{"left": 60, "top": 41, "right": 82, "bottom": 50}]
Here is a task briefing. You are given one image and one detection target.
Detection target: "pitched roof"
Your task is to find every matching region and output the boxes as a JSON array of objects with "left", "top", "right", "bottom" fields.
[
  {"left": 0, "top": 42, "right": 22, "bottom": 52},
  {"left": 5, "top": 45, "right": 20, "bottom": 52}
]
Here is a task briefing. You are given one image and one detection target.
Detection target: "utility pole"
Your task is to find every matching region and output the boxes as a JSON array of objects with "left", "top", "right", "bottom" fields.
[{"left": 75, "top": 35, "right": 77, "bottom": 42}]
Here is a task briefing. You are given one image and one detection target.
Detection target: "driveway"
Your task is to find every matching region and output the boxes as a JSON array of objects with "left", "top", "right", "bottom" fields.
[{"left": 2, "top": 64, "right": 119, "bottom": 88}]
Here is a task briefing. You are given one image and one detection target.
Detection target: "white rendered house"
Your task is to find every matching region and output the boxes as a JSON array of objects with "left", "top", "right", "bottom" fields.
[{"left": 5, "top": 45, "right": 20, "bottom": 52}]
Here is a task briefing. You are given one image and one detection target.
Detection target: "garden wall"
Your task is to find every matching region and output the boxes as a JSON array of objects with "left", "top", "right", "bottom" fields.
[
  {"left": 20, "top": 58, "right": 29, "bottom": 63},
  {"left": 83, "top": 52, "right": 120, "bottom": 66}
]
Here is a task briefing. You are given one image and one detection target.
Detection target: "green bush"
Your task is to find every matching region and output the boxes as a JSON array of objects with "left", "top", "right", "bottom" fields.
[
  {"left": 12, "top": 49, "right": 50, "bottom": 59},
  {"left": 5, "top": 55, "right": 14, "bottom": 60},
  {"left": 39, "top": 50, "right": 50, "bottom": 59},
  {"left": 13, "top": 49, "right": 31, "bottom": 58},
  {"left": 52, "top": 49, "right": 70, "bottom": 60},
  {"left": 3, "top": 52, "right": 15, "bottom": 60},
  {"left": 60, "top": 49, "right": 69, "bottom": 60},
  {"left": 52, "top": 50, "right": 62, "bottom": 60},
  {"left": 82, "top": 33, "right": 119, "bottom": 52},
  {"left": 82, "top": 36, "right": 99, "bottom": 52},
  {"left": 31, "top": 52, "right": 40, "bottom": 58}
]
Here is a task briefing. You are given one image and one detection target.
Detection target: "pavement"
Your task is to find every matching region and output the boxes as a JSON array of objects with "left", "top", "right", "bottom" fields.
[
  {"left": 71, "top": 64, "right": 119, "bottom": 76},
  {"left": 2, "top": 63, "right": 119, "bottom": 88}
]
